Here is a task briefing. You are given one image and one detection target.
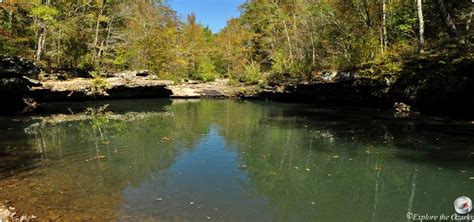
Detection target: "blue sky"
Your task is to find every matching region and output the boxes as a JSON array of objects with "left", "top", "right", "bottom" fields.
[{"left": 167, "top": 0, "right": 245, "bottom": 33}]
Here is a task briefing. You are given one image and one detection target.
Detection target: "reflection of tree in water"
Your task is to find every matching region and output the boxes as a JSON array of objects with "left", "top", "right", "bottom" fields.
[
  {"left": 3, "top": 102, "right": 220, "bottom": 220},
  {"left": 200, "top": 101, "right": 474, "bottom": 221},
  {"left": 1, "top": 100, "right": 473, "bottom": 220}
]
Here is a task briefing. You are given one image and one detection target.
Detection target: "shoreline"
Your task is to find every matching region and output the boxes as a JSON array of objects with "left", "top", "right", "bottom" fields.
[{"left": 5, "top": 75, "right": 472, "bottom": 120}]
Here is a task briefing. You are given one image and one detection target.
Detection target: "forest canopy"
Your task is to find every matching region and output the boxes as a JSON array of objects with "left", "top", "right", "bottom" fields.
[{"left": 0, "top": 0, "right": 472, "bottom": 83}]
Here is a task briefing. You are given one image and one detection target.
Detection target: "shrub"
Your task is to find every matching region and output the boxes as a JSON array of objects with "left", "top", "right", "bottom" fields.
[
  {"left": 240, "top": 62, "right": 261, "bottom": 84},
  {"left": 193, "top": 57, "right": 218, "bottom": 82},
  {"left": 87, "top": 71, "right": 109, "bottom": 96}
]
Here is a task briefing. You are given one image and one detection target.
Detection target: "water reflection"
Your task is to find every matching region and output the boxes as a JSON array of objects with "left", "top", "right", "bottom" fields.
[{"left": 0, "top": 99, "right": 473, "bottom": 221}]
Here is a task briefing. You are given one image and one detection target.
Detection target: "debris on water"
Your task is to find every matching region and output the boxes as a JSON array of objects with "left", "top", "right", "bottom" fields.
[
  {"left": 461, "top": 170, "right": 467, "bottom": 173},
  {"left": 311, "top": 202, "right": 316, "bottom": 205},
  {"left": 206, "top": 216, "right": 211, "bottom": 220},
  {"left": 348, "top": 158, "right": 353, "bottom": 161},
  {"left": 155, "top": 197, "right": 162, "bottom": 201},
  {"left": 327, "top": 173, "right": 332, "bottom": 176},
  {"left": 1, "top": 203, "right": 36, "bottom": 221},
  {"left": 239, "top": 164, "right": 247, "bottom": 169},
  {"left": 374, "top": 167, "right": 382, "bottom": 171},
  {"left": 438, "top": 167, "right": 442, "bottom": 170},
  {"left": 365, "top": 150, "right": 371, "bottom": 154},
  {"left": 160, "top": 137, "right": 171, "bottom": 142},
  {"left": 190, "top": 202, "right": 194, "bottom": 205},
  {"left": 178, "top": 172, "right": 182, "bottom": 175},
  {"left": 469, "top": 177, "right": 474, "bottom": 180},
  {"left": 332, "top": 155, "right": 339, "bottom": 158},
  {"left": 113, "top": 149, "right": 118, "bottom": 153},
  {"left": 305, "top": 168, "right": 310, "bottom": 172},
  {"left": 294, "top": 166, "right": 299, "bottom": 170},
  {"left": 86, "top": 155, "right": 106, "bottom": 161},
  {"left": 269, "top": 172, "right": 277, "bottom": 175}
]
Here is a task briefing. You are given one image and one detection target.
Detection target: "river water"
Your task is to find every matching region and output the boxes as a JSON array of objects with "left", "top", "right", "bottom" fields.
[{"left": 0, "top": 99, "right": 473, "bottom": 221}]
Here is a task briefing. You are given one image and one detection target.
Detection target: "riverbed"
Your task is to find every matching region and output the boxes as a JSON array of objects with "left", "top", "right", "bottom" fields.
[{"left": 1, "top": 99, "right": 473, "bottom": 221}]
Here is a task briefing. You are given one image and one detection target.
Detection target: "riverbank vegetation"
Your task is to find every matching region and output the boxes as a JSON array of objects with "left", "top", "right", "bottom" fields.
[{"left": 0, "top": 0, "right": 472, "bottom": 84}]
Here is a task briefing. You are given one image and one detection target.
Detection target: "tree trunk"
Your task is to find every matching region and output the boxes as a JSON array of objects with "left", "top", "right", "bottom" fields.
[
  {"left": 283, "top": 20, "right": 294, "bottom": 63},
  {"left": 433, "top": 0, "right": 459, "bottom": 39},
  {"left": 382, "top": 0, "right": 387, "bottom": 51},
  {"left": 363, "top": 0, "right": 372, "bottom": 28},
  {"left": 417, "top": 0, "right": 425, "bottom": 52},
  {"left": 466, "top": 8, "right": 472, "bottom": 33},
  {"left": 35, "top": 25, "right": 46, "bottom": 61},
  {"left": 93, "top": 3, "right": 106, "bottom": 56}
]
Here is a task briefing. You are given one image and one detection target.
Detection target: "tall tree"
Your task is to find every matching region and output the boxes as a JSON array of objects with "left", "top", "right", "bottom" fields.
[{"left": 417, "top": 0, "right": 425, "bottom": 52}]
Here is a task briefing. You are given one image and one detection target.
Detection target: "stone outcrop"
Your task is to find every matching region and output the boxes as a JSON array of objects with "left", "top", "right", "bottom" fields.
[
  {"left": 258, "top": 76, "right": 393, "bottom": 108},
  {"left": 0, "top": 57, "right": 41, "bottom": 114},
  {"left": 32, "top": 77, "right": 173, "bottom": 102}
]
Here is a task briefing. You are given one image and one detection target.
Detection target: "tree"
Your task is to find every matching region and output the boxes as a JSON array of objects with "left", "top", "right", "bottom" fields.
[
  {"left": 433, "top": 0, "right": 459, "bottom": 39},
  {"left": 417, "top": 0, "right": 424, "bottom": 52},
  {"left": 30, "top": 1, "right": 58, "bottom": 61}
]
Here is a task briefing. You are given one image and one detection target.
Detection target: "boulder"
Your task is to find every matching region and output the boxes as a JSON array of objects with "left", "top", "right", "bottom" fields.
[
  {"left": 393, "top": 102, "right": 411, "bottom": 113},
  {"left": 0, "top": 57, "right": 41, "bottom": 113},
  {"left": 0, "top": 57, "right": 40, "bottom": 78}
]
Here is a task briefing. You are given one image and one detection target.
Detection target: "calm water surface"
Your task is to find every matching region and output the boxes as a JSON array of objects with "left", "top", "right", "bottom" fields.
[{"left": 0, "top": 99, "right": 473, "bottom": 221}]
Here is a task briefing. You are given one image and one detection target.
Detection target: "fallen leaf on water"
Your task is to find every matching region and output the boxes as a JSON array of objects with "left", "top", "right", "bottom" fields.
[
  {"left": 305, "top": 168, "right": 310, "bottom": 172},
  {"left": 333, "top": 155, "right": 340, "bottom": 158},
  {"left": 161, "top": 137, "right": 171, "bottom": 142},
  {"left": 294, "top": 166, "right": 299, "bottom": 170},
  {"left": 469, "top": 177, "right": 474, "bottom": 180},
  {"left": 311, "top": 202, "right": 316, "bottom": 205},
  {"left": 269, "top": 172, "right": 277, "bottom": 175},
  {"left": 86, "top": 155, "right": 106, "bottom": 161}
]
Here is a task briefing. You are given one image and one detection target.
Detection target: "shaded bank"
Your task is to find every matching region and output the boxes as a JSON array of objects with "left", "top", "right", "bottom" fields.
[{"left": 259, "top": 53, "right": 474, "bottom": 118}]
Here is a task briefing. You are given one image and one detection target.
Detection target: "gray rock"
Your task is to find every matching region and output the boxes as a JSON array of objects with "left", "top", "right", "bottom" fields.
[
  {"left": 320, "top": 71, "right": 337, "bottom": 81},
  {"left": 0, "top": 56, "right": 40, "bottom": 78},
  {"left": 0, "top": 57, "right": 41, "bottom": 113},
  {"left": 334, "top": 71, "right": 356, "bottom": 82},
  {"left": 394, "top": 102, "right": 411, "bottom": 113}
]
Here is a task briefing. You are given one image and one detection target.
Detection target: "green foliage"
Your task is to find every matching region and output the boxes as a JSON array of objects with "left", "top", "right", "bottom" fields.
[
  {"left": 358, "top": 60, "right": 403, "bottom": 79},
  {"left": 240, "top": 62, "right": 262, "bottom": 84},
  {"left": 30, "top": 5, "right": 59, "bottom": 23},
  {"left": 194, "top": 57, "right": 218, "bottom": 82},
  {"left": 78, "top": 54, "right": 96, "bottom": 71},
  {"left": 1, "top": 0, "right": 472, "bottom": 85},
  {"left": 89, "top": 71, "right": 109, "bottom": 96}
]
